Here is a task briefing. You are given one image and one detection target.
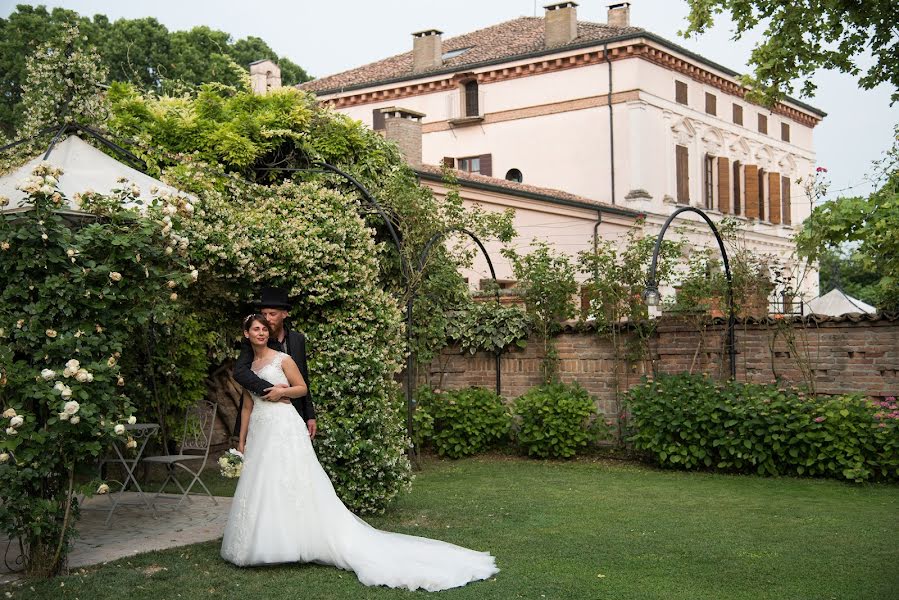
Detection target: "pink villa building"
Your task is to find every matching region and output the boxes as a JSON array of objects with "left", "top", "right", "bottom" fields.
[{"left": 290, "top": 2, "right": 825, "bottom": 301}]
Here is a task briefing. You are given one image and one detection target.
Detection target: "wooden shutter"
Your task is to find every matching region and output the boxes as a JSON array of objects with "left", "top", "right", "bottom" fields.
[
  {"left": 758, "top": 114, "right": 767, "bottom": 134},
  {"left": 781, "top": 177, "right": 791, "bottom": 225},
  {"left": 372, "top": 108, "right": 385, "bottom": 131},
  {"left": 464, "top": 81, "right": 479, "bottom": 117},
  {"left": 676, "top": 145, "right": 689, "bottom": 203},
  {"left": 781, "top": 122, "right": 790, "bottom": 142},
  {"left": 703, "top": 154, "right": 714, "bottom": 209},
  {"left": 675, "top": 81, "right": 688, "bottom": 105},
  {"left": 478, "top": 153, "right": 493, "bottom": 177},
  {"left": 758, "top": 169, "right": 766, "bottom": 220},
  {"left": 717, "top": 157, "right": 730, "bottom": 214},
  {"left": 705, "top": 92, "right": 717, "bottom": 116},
  {"left": 442, "top": 157, "right": 455, "bottom": 169},
  {"left": 732, "top": 104, "right": 743, "bottom": 126},
  {"left": 732, "top": 160, "right": 742, "bottom": 215},
  {"left": 768, "top": 172, "right": 781, "bottom": 224},
  {"left": 744, "top": 164, "right": 759, "bottom": 219}
]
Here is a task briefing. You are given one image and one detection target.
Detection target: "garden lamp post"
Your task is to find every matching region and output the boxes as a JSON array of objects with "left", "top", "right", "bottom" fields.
[{"left": 643, "top": 206, "right": 737, "bottom": 379}]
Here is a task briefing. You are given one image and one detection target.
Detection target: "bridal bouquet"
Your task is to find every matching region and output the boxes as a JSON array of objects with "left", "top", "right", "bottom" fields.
[{"left": 218, "top": 448, "right": 244, "bottom": 478}]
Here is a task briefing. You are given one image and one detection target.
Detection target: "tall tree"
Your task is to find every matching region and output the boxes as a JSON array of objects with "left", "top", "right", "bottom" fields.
[
  {"left": 0, "top": 4, "right": 311, "bottom": 138},
  {"left": 682, "top": 0, "right": 899, "bottom": 104}
]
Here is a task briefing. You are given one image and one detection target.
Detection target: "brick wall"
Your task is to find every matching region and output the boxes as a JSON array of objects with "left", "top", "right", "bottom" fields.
[{"left": 425, "top": 314, "right": 899, "bottom": 416}]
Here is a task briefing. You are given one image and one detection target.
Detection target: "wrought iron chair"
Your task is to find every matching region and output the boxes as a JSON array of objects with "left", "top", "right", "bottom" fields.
[{"left": 142, "top": 400, "right": 218, "bottom": 508}]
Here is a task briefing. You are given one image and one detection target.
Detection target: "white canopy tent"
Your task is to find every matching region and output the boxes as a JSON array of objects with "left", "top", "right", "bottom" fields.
[
  {"left": 0, "top": 135, "right": 190, "bottom": 214},
  {"left": 803, "top": 287, "right": 877, "bottom": 316}
]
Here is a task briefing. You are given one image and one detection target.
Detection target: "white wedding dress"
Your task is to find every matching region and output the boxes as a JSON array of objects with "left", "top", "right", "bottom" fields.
[{"left": 220, "top": 353, "right": 498, "bottom": 591}]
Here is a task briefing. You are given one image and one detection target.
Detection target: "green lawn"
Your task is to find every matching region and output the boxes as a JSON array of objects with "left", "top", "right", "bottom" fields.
[{"left": 5, "top": 455, "right": 898, "bottom": 599}]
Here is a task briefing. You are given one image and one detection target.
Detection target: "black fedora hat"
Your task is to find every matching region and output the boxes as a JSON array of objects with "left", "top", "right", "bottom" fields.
[{"left": 255, "top": 286, "right": 291, "bottom": 310}]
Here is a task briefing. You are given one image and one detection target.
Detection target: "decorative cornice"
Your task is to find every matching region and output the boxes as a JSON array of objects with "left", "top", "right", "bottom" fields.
[{"left": 320, "top": 42, "right": 823, "bottom": 128}]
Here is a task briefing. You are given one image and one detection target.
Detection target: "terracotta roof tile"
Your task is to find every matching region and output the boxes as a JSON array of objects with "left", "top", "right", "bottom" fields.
[
  {"left": 416, "top": 164, "right": 636, "bottom": 214},
  {"left": 299, "top": 17, "right": 643, "bottom": 93}
]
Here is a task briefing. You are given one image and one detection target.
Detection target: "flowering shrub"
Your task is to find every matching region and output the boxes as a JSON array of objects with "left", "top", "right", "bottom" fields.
[
  {"left": 0, "top": 164, "right": 194, "bottom": 576},
  {"left": 624, "top": 374, "right": 899, "bottom": 482},
  {"left": 513, "top": 383, "right": 608, "bottom": 458}
]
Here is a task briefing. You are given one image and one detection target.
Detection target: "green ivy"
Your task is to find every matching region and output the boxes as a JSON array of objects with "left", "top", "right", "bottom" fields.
[
  {"left": 446, "top": 301, "right": 531, "bottom": 355},
  {"left": 513, "top": 383, "right": 606, "bottom": 458},
  {"left": 414, "top": 387, "right": 511, "bottom": 459},
  {"left": 624, "top": 374, "right": 899, "bottom": 482}
]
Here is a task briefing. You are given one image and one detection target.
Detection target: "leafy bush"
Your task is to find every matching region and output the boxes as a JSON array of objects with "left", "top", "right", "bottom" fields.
[
  {"left": 624, "top": 374, "right": 899, "bottom": 482},
  {"left": 513, "top": 383, "right": 604, "bottom": 458},
  {"left": 414, "top": 387, "right": 511, "bottom": 458},
  {"left": 446, "top": 300, "right": 531, "bottom": 355}
]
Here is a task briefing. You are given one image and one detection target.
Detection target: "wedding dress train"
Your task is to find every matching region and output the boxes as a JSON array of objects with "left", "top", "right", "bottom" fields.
[{"left": 220, "top": 353, "right": 498, "bottom": 591}]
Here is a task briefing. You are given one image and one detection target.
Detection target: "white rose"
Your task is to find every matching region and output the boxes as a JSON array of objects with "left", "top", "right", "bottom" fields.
[
  {"left": 117, "top": 376, "right": 125, "bottom": 387},
  {"left": 41, "top": 233, "right": 48, "bottom": 240},
  {"left": 164, "top": 246, "right": 173, "bottom": 255},
  {"left": 70, "top": 415, "right": 80, "bottom": 425},
  {"left": 65, "top": 359, "right": 80, "bottom": 371},
  {"left": 75, "top": 369, "right": 91, "bottom": 383},
  {"left": 86, "top": 372, "right": 94, "bottom": 382},
  {"left": 63, "top": 400, "right": 80, "bottom": 415},
  {"left": 183, "top": 202, "right": 194, "bottom": 215},
  {"left": 190, "top": 269, "right": 199, "bottom": 282},
  {"left": 163, "top": 204, "right": 177, "bottom": 215},
  {"left": 109, "top": 272, "right": 122, "bottom": 282},
  {"left": 127, "top": 415, "right": 137, "bottom": 425},
  {"left": 54, "top": 381, "right": 66, "bottom": 392},
  {"left": 66, "top": 248, "right": 77, "bottom": 257},
  {"left": 0, "top": 241, "right": 9, "bottom": 251},
  {"left": 97, "top": 483, "right": 110, "bottom": 494},
  {"left": 60, "top": 386, "right": 72, "bottom": 399},
  {"left": 9, "top": 415, "right": 24, "bottom": 428},
  {"left": 107, "top": 356, "right": 117, "bottom": 368},
  {"left": 45, "top": 329, "right": 58, "bottom": 338},
  {"left": 126, "top": 438, "right": 137, "bottom": 449},
  {"left": 41, "top": 368, "right": 56, "bottom": 380},
  {"left": 2, "top": 408, "right": 16, "bottom": 418},
  {"left": 170, "top": 292, "right": 178, "bottom": 301},
  {"left": 0, "top": 452, "right": 9, "bottom": 463},
  {"left": 44, "top": 175, "right": 58, "bottom": 186},
  {"left": 58, "top": 412, "right": 70, "bottom": 421},
  {"left": 5, "top": 427, "right": 16, "bottom": 436},
  {"left": 114, "top": 424, "right": 125, "bottom": 435},
  {"left": 167, "top": 280, "right": 177, "bottom": 289}
]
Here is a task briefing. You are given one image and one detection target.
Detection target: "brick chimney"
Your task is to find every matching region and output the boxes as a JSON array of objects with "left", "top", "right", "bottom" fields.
[
  {"left": 381, "top": 107, "right": 425, "bottom": 168},
  {"left": 607, "top": 2, "right": 631, "bottom": 27},
  {"left": 249, "top": 59, "right": 281, "bottom": 94},
  {"left": 412, "top": 29, "right": 443, "bottom": 73},
  {"left": 544, "top": 2, "right": 578, "bottom": 48}
]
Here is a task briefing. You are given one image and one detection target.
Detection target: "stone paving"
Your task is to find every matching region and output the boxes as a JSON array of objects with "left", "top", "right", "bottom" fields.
[{"left": 1, "top": 492, "right": 232, "bottom": 583}]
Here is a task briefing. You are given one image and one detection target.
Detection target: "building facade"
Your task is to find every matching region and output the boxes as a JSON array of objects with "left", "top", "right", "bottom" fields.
[{"left": 298, "top": 2, "right": 825, "bottom": 301}]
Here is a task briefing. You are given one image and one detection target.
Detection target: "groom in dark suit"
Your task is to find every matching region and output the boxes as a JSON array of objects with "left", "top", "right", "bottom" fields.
[{"left": 233, "top": 286, "right": 316, "bottom": 439}]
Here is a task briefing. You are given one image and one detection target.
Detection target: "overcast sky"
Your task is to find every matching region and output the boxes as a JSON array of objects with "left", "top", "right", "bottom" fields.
[{"left": 3, "top": 0, "right": 896, "bottom": 201}]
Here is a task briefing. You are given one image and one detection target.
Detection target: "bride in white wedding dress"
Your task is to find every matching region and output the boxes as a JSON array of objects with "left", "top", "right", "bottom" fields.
[{"left": 221, "top": 315, "right": 498, "bottom": 591}]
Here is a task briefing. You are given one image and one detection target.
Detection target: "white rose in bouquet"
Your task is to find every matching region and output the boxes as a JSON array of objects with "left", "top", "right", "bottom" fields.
[
  {"left": 9, "top": 415, "right": 24, "bottom": 428},
  {"left": 114, "top": 424, "right": 125, "bottom": 435},
  {"left": 219, "top": 448, "right": 244, "bottom": 478},
  {"left": 40, "top": 369, "right": 56, "bottom": 380},
  {"left": 63, "top": 401, "right": 80, "bottom": 415}
]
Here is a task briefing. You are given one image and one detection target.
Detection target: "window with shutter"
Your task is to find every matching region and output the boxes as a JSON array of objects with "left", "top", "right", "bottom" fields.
[
  {"left": 733, "top": 104, "right": 743, "bottom": 126},
  {"left": 781, "top": 177, "right": 791, "bottom": 224},
  {"left": 675, "top": 80, "right": 688, "bottom": 105},
  {"left": 464, "top": 80, "right": 479, "bottom": 117},
  {"left": 717, "top": 156, "right": 730, "bottom": 213},
  {"left": 705, "top": 92, "right": 717, "bottom": 116},
  {"left": 757, "top": 168, "right": 767, "bottom": 220},
  {"left": 478, "top": 153, "right": 493, "bottom": 177},
  {"left": 768, "top": 172, "right": 781, "bottom": 224},
  {"left": 732, "top": 160, "right": 741, "bottom": 215},
  {"left": 781, "top": 122, "right": 790, "bottom": 142},
  {"left": 703, "top": 154, "right": 715, "bottom": 209},
  {"left": 676, "top": 145, "right": 690, "bottom": 204},
  {"left": 372, "top": 108, "right": 385, "bottom": 131},
  {"left": 744, "top": 164, "right": 759, "bottom": 219},
  {"left": 758, "top": 114, "right": 768, "bottom": 134},
  {"left": 442, "top": 157, "right": 455, "bottom": 169},
  {"left": 457, "top": 156, "right": 481, "bottom": 173}
]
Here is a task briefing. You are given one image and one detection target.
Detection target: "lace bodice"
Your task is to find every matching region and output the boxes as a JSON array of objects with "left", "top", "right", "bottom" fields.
[{"left": 249, "top": 352, "right": 290, "bottom": 412}]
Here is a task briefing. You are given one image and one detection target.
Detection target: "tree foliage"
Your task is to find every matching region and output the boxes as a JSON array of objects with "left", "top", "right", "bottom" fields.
[
  {"left": 795, "top": 130, "right": 899, "bottom": 311},
  {"left": 0, "top": 4, "right": 311, "bottom": 137},
  {"left": 682, "top": 0, "right": 899, "bottom": 104}
]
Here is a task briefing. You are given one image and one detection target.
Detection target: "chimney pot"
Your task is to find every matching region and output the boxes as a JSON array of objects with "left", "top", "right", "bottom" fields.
[
  {"left": 607, "top": 2, "right": 631, "bottom": 27},
  {"left": 544, "top": 2, "right": 579, "bottom": 48},
  {"left": 382, "top": 107, "right": 425, "bottom": 168},
  {"left": 412, "top": 29, "right": 443, "bottom": 73}
]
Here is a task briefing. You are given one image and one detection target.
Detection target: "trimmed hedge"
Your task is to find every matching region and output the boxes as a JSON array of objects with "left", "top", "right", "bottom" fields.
[
  {"left": 412, "top": 387, "right": 511, "bottom": 459},
  {"left": 513, "top": 383, "right": 604, "bottom": 458},
  {"left": 624, "top": 374, "right": 898, "bottom": 482}
]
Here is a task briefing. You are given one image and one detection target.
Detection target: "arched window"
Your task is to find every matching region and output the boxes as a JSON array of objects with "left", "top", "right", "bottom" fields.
[{"left": 505, "top": 168, "right": 523, "bottom": 183}]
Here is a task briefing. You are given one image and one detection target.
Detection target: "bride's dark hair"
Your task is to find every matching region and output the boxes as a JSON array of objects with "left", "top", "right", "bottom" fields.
[{"left": 243, "top": 313, "right": 273, "bottom": 334}]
